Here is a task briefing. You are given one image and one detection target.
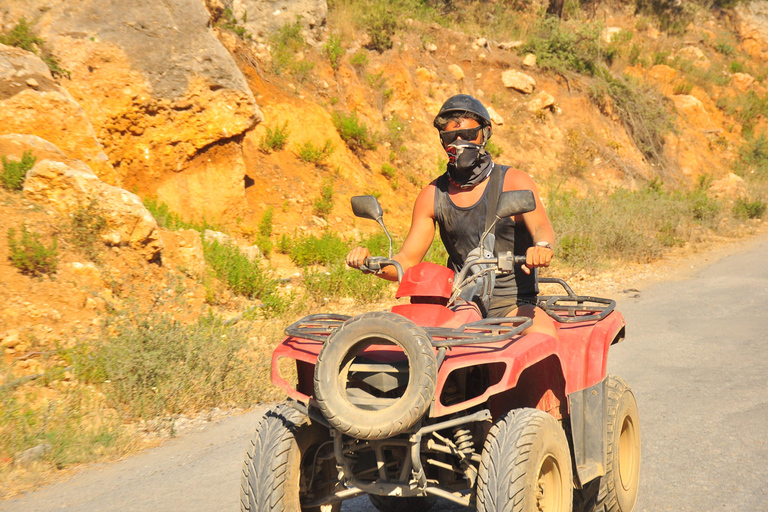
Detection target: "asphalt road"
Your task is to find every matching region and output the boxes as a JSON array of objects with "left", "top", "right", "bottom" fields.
[{"left": 3, "top": 234, "right": 767, "bottom": 512}]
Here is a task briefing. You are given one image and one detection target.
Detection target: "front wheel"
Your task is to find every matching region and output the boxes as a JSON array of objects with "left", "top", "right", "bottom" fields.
[
  {"left": 576, "top": 376, "right": 641, "bottom": 512},
  {"left": 240, "top": 402, "right": 339, "bottom": 512},
  {"left": 477, "top": 408, "right": 573, "bottom": 512}
]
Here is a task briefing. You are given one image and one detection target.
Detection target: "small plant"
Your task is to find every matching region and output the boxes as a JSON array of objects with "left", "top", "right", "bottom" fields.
[
  {"left": 143, "top": 197, "right": 219, "bottom": 232},
  {"left": 485, "top": 140, "right": 503, "bottom": 158},
  {"left": 256, "top": 206, "right": 274, "bottom": 257},
  {"left": 8, "top": 223, "right": 58, "bottom": 276},
  {"left": 0, "top": 18, "right": 69, "bottom": 77},
  {"left": 259, "top": 122, "right": 291, "bottom": 153},
  {"left": 733, "top": 197, "right": 767, "bottom": 219},
  {"left": 729, "top": 61, "right": 746, "bottom": 74},
  {"left": 332, "top": 111, "right": 377, "bottom": 151},
  {"left": 714, "top": 40, "right": 735, "bottom": 56},
  {"left": 313, "top": 179, "right": 335, "bottom": 218},
  {"left": 673, "top": 82, "right": 694, "bottom": 95},
  {"left": 297, "top": 140, "right": 335, "bottom": 164},
  {"left": 1, "top": 151, "right": 36, "bottom": 190},
  {"left": 324, "top": 34, "right": 344, "bottom": 71},
  {"left": 381, "top": 163, "right": 397, "bottom": 179},
  {"left": 350, "top": 50, "right": 369, "bottom": 73},
  {"left": 363, "top": 6, "right": 398, "bottom": 52},
  {"left": 287, "top": 231, "right": 348, "bottom": 267},
  {"left": 68, "top": 201, "right": 108, "bottom": 262},
  {"left": 736, "top": 133, "right": 768, "bottom": 180},
  {"left": 218, "top": 7, "right": 249, "bottom": 39},
  {"left": 203, "top": 239, "right": 281, "bottom": 306},
  {"left": 270, "top": 20, "right": 307, "bottom": 76}
]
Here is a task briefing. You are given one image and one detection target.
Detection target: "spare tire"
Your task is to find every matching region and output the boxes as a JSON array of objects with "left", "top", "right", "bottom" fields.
[{"left": 314, "top": 312, "right": 437, "bottom": 440}]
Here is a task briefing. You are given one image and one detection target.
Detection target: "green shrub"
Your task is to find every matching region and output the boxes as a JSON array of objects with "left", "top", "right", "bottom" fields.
[
  {"left": 324, "top": 34, "right": 344, "bottom": 70},
  {"left": 520, "top": 18, "right": 604, "bottom": 76},
  {"left": 202, "top": 239, "right": 281, "bottom": 307},
  {"left": 1, "top": 151, "right": 36, "bottom": 191},
  {"left": 8, "top": 224, "right": 58, "bottom": 276},
  {"left": 546, "top": 183, "right": 724, "bottom": 268},
  {"left": 68, "top": 201, "right": 108, "bottom": 262},
  {"left": 733, "top": 197, "right": 767, "bottom": 219},
  {"left": 218, "top": 7, "right": 249, "bottom": 39},
  {"left": 736, "top": 133, "right": 768, "bottom": 180},
  {"left": 589, "top": 71, "right": 675, "bottom": 167},
  {"left": 287, "top": 231, "right": 348, "bottom": 267},
  {"left": 297, "top": 140, "right": 335, "bottom": 164},
  {"left": 714, "top": 40, "right": 735, "bottom": 56},
  {"left": 381, "top": 163, "right": 397, "bottom": 179},
  {"left": 312, "top": 179, "right": 335, "bottom": 218},
  {"left": 256, "top": 206, "right": 274, "bottom": 257},
  {"left": 717, "top": 91, "right": 768, "bottom": 138},
  {"left": 332, "top": 111, "right": 377, "bottom": 151},
  {"left": 486, "top": 140, "right": 503, "bottom": 158},
  {"left": 71, "top": 309, "right": 270, "bottom": 419},
  {"left": 362, "top": 5, "right": 399, "bottom": 52},
  {"left": 304, "top": 262, "right": 389, "bottom": 302},
  {"left": 143, "top": 197, "right": 219, "bottom": 232},
  {"left": 270, "top": 21, "right": 307, "bottom": 76},
  {"left": 350, "top": 50, "right": 369, "bottom": 72},
  {"left": 259, "top": 122, "right": 291, "bottom": 153},
  {"left": 0, "top": 18, "right": 69, "bottom": 77},
  {"left": 0, "top": 384, "right": 129, "bottom": 470},
  {"left": 673, "top": 82, "right": 694, "bottom": 95}
]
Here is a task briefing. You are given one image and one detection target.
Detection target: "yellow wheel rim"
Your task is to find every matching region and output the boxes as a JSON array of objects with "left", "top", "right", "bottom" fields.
[
  {"left": 618, "top": 414, "right": 637, "bottom": 491},
  {"left": 536, "top": 454, "right": 564, "bottom": 512}
]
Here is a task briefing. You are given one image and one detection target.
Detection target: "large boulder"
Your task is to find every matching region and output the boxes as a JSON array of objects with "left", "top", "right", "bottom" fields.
[
  {"left": 735, "top": 2, "right": 768, "bottom": 64},
  {"left": 232, "top": 0, "right": 327, "bottom": 45},
  {"left": 0, "top": 44, "right": 117, "bottom": 184},
  {"left": 23, "top": 159, "right": 163, "bottom": 261},
  {"left": 3, "top": 0, "right": 263, "bottom": 220}
]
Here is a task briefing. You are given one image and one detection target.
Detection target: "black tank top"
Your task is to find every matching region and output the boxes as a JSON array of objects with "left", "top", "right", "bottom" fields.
[{"left": 433, "top": 166, "right": 537, "bottom": 299}]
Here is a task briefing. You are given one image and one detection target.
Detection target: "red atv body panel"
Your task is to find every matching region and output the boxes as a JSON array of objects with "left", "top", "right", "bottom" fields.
[{"left": 271, "top": 262, "right": 625, "bottom": 419}]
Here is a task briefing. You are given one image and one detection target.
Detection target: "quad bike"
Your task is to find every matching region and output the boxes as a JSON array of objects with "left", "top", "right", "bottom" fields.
[{"left": 240, "top": 191, "right": 641, "bottom": 512}]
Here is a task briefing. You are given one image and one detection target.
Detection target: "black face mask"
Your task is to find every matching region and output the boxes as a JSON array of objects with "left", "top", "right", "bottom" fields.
[{"left": 445, "top": 141, "right": 493, "bottom": 189}]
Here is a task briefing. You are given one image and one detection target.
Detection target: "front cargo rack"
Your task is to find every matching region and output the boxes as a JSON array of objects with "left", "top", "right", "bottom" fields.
[
  {"left": 285, "top": 313, "right": 351, "bottom": 342},
  {"left": 538, "top": 277, "right": 616, "bottom": 323},
  {"left": 285, "top": 313, "right": 532, "bottom": 347}
]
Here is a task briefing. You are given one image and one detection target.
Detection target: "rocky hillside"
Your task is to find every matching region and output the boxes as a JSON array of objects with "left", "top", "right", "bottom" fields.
[{"left": 1, "top": 0, "right": 768, "bottom": 493}]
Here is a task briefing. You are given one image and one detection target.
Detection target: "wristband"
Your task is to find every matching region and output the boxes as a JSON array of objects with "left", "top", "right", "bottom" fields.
[{"left": 536, "top": 241, "right": 553, "bottom": 250}]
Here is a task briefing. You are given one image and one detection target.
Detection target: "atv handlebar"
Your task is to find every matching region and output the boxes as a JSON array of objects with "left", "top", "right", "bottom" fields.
[{"left": 361, "top": 256, "right": 404, "bottom": 282}]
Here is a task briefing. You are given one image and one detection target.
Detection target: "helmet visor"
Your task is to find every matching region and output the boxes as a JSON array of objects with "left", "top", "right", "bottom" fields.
[{"left": 439, "top": 126, "right": 482, "bottom": 145}]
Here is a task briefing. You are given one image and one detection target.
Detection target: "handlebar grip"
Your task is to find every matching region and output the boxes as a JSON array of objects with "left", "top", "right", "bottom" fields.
[
  {"left": 514, "top": 255, "right": 527, "bottom": 266},
  {"left": 360, "top": 256, "right": 386, "bottom": 274}
]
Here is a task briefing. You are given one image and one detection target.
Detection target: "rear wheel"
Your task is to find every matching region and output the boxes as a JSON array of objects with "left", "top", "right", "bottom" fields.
[
  {"left": 575, "top": 376, "right": 640, "bottom": 512},
  {"left": 240, "top": 402, "right": 339, "bottom": 512},
  {"left": 478, "top": 408, "right": 573, "bottom": 512},
  {"left": 369, "top": 495, "right": 437, "bottom": 512}
]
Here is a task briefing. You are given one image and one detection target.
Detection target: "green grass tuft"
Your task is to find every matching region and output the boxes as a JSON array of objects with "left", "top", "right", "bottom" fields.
[{"left": 1, "top": 151, "right": 36, "bottom": 191}]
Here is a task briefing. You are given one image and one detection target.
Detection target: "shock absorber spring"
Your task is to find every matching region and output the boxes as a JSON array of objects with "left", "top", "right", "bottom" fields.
[{"left": 452, "top": 426, "right": 474, "bottom": 458}]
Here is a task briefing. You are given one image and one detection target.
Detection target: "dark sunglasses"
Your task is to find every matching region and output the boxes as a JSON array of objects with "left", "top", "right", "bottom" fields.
[{"left": 439, "top": 126, "right": 482, "bottom": 145}]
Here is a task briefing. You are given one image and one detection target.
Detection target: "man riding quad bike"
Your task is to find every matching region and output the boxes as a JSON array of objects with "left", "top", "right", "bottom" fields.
[
  {"left": 241, "top": 94, "right": 640, "bottom": 511},
  {"left": 239, "top": 191, "right": 641, "bottom": 512}
]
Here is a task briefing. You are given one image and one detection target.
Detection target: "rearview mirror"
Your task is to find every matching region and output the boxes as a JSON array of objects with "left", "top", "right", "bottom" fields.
[
  {"left": 351, "top": 195, "right": 384, "bottom": 221},
  {"left": 496, "top": 190, "right": 536, "bottom": 218}
]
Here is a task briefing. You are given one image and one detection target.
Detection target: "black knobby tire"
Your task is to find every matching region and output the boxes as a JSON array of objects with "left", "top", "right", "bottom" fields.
[
  {"left": 369, "top": 494, "right": 438, "bottom": 512},
  {"left": 240, "top": 402, "right": 339, "bottom": 512},
  {"left": 314, "top": 311, "right": 438, "bottom": 440},
  {"left": 575, "top": 376, "right": 640, "bottom": 512},
  {"left": 477, "top": 408, "right": 573, "bottom": 512}
]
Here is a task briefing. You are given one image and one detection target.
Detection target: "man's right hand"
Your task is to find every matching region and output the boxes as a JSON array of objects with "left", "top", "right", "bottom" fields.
[{"left": 346, "top": 247, "right": 372, "bottom": 269}]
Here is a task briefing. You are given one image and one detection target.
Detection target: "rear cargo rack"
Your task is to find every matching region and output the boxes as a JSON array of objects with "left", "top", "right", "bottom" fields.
[{"left": 538, "top": 277, "right": 615, "bottom": 323}]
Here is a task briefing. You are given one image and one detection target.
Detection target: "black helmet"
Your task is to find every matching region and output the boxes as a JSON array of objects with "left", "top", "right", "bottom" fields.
[{"left": 433, "top": 94, "right": 492, "bottom": 129}]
